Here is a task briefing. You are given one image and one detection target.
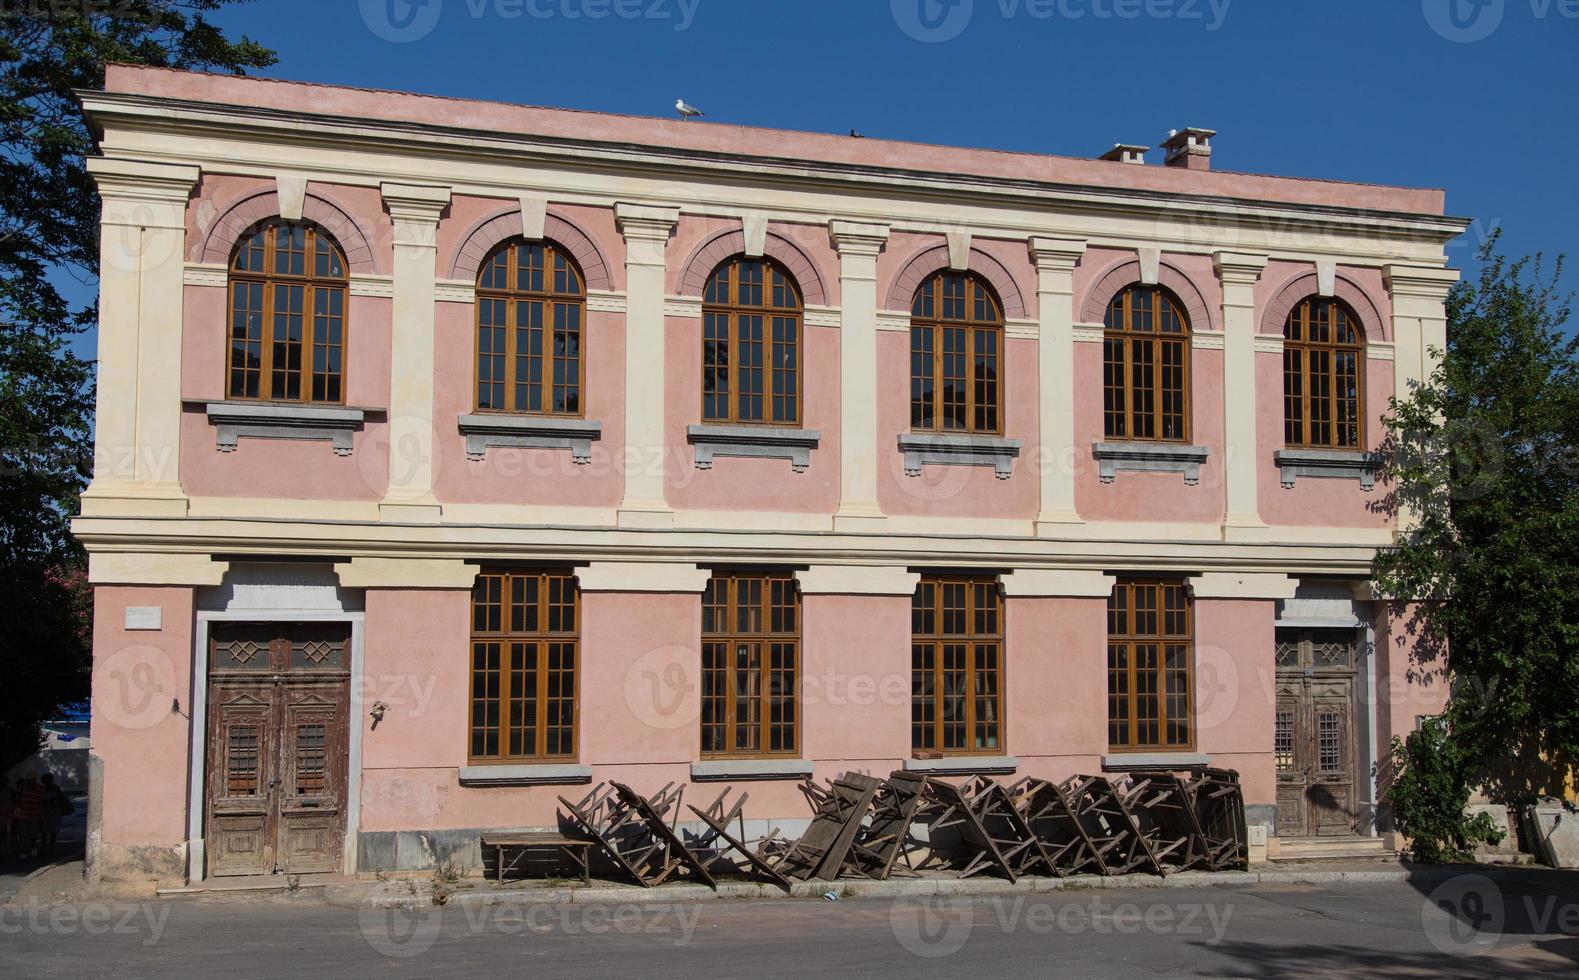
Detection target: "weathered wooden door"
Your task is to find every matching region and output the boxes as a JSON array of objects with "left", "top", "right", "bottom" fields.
[
  {"left": 1274, "top": 630, "right": 1360, "bottom": 837},
  {"left": 206, "top": 623, "right": 350, "bottom": 876}
]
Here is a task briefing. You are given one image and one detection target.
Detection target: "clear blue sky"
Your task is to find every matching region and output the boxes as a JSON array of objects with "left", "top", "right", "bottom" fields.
[{"left": 172, "top": 1, "right": 1579, "bottom": 301}]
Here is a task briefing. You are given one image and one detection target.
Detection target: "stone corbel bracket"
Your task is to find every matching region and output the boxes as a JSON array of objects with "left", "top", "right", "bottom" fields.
[
  {"left": 204, "top": 401, "right": 372, "bottom": 456},
  {"left": 687, "top": 423, "right": 820, "bottom": 472},
  {"left": 1092, "top": 442, "right": 1210, "bottom": 485},
  {"left": 1273, "top": 449, "right": 1380, "bottom": 490},
  {"left": 457, "top": 414, "right": 603, "bottom": 463},
  {"left": 899, "top": 433, "right": 1023, "bottom": 479}
]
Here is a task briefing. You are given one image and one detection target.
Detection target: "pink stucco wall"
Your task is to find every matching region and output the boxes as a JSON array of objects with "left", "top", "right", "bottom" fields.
[
  {"left": 1005, "top": 597, "right": 1107, "bottom": 779},
  {"left": 1373, "top": 602, "right": 1450, "bottom": 753},
  {"left": 88, "top": 586, "right": 195, "bottom": 880},
  {"left": 1194, "top": 599, "right": 1278, "bottom": 809}
]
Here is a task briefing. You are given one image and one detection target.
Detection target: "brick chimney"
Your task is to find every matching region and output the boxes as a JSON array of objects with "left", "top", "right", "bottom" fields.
[
  {"left": 1162, "top": 127, "right": 1215, "bottom": 171},
  {"left": 1099, "top": 143, "right": 1149, "bottom": 165}
]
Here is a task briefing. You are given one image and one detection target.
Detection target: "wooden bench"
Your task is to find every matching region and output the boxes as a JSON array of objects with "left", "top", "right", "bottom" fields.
[{"left": 480, "top": 832, "right": 596, "bottom": 883}]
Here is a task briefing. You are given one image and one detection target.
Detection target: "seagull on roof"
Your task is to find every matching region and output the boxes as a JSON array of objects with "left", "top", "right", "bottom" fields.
[{"left": 675, "top": 99, "right": 704, "bottom": 120}]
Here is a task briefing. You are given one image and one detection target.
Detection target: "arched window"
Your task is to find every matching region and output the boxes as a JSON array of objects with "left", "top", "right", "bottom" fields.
[
  {"left": 475, "top": 239, "right": 586, "bottom": 415},
  {"left": 1102, "top": 285, "right": 1191, "bottom": 442},
  {"left": 228, "top": 220, "right": 348, "bottom": 402},
  {"left": 702, "top": 256, "right": 802, "bottom": 425},
  {"left": 910, "top": 271, "right": 1003, "bottom": 433},
  {"left": 1283, "top": 297, "right": 1365, "bottom": 449}
]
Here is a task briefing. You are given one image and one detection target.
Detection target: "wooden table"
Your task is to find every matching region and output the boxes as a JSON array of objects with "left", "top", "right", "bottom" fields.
[{"left": 480, "top": 832, "right": 595, "bottom": 883}]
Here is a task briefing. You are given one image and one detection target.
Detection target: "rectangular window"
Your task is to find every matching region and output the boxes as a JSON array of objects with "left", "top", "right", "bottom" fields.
[
  {"left": 701, "top": 571, "right": 800, "bottom": 757},
  {"left": 469, "top": 569, "right": 579, "bottom": 762},
  {"left": 1107, "top": 579, "right": 1193, "bottom": 751},
  {"left": 912, "top": 575, "right": 1003, "bottom": 755}
]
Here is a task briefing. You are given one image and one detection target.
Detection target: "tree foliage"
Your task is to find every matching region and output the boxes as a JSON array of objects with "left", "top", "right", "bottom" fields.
[
  {"left": 0, "top": 3, "right": 273, "bottom": 769},
  {"left": 1387, "top": 718, "right": 1506, "bottom": 863},
  {"left": 1374, "top": 233, "right": 1578, "bottom": 804}
]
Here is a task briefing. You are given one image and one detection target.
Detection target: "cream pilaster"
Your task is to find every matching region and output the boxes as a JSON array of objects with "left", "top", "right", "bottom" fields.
[
  {"left": 1028, "top": 237, "right": 1088, "bottom": 531},
  {"left": 1384, "top": 265, "right": 1459, "bottom": 402},
  {"left": 80, "top": 157, "right": 200, "bottom": 518},
  {"left": 615, "top": 203, "right": 680, "bottom": 528},
  {"left": 378, "top": 182, "right": 451, "bottom": 523},
  {"left": 1214, "top": 251, "right": 1269, "bottom": 534},
  {"left": 1384, "top": 264, "right": 1460, "bottom": 532},
  {"left": 829, "top": 220, "right": 891, "bottom": 532}
]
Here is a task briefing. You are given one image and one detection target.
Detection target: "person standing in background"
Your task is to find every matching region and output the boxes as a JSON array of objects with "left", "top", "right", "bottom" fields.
[
  {"left": 38, "top": 773, "right": 67, "bottom": 857},
  {"left": 12, "top": 775, "right": 45, "bottom": 860}
]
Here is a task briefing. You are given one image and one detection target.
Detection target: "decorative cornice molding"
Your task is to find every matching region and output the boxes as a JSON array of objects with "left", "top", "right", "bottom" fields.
[
  {"left": 86, "top": 155, "right": 200, "bottom": 203},
  {"left": 1384, "top": 263, "right": 1460, "bottom": 300},
  {"left": 587, "top": 290, "right": 627, "bottom": 313},
  {"left": 1190, "top": 332, "right": 1225, "bottom": 351},
  {"left": 348, "top": 274, "right": 395, "bottom": 298},
  {"left": 828, "top": 219, "right": 890, "bottom": 256},
  {"left": 1213, "top": 251, "right": 1269, "bottom": 285},
  {"left": 664, "top": 295, "right": 702, "bottom": 318},
  {"left": 1253, "top": 334, "right": 1285, "bottom": 354},
  {"left": 435, "top": 279, "right": 476, "bottom": 303},
  {"left": 1005, "top": 318, "right": 1039, "bottom": 340},
  {"left": 183, "top": 263, "right": 228, "bottom": 287},
  {"left": 1027, "top": 236, "right": 1087, "bottom": 273},
  {"left": 876, "top": 310, "right": 910, "bottom": 332},
  {"left": 1072, "top": 324, "right": 1106, "bottom": 343},
  {"left": 804, "top": 305, "right": 840, "bottom": 328}
]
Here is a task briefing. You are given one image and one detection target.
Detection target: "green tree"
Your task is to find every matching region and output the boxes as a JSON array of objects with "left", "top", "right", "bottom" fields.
[
  {"left": 0, "top": 3, "right": 274, "bottom": 769},
  {"left": 1374, "top": 234, "right": 1577, "bottom": 817}
]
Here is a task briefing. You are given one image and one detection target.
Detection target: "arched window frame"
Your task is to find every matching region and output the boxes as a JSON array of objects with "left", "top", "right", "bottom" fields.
[
  {"left": 226, "top": 219, "right": 349, "bottom": 404},
  {"left": 701, "top": 255, "right": 804, "bottom": 426},
  {"left": 1282, "top": 297, "right": 1367, "bottom": 450},
  {"left": 474, "top": 238, "right": 588, "bottom": 417},
  {"left": 1102, "top": 284, "right": 1192, "bottom": 443},
  {"left": 909, "top": 271, "right": 1005, "bottom": 435}
]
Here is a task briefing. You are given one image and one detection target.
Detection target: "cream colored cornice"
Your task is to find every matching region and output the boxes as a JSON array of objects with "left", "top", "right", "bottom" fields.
[{"left": 80, "top": 93, "right": 1471, "bottom": 249}]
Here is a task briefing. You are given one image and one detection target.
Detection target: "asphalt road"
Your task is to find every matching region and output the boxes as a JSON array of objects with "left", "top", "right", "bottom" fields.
[{"left": 4, "top": 878, "right": 1578, "bottom": 978}]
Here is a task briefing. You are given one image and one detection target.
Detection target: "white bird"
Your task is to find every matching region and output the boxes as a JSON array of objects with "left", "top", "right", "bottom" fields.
[{"left": 675, "top": 98, "right": 704, "bottom": 120}]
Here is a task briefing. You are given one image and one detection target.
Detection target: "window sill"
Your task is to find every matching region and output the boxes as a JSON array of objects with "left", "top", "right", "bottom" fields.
[
  {"left": 203, "top": 400, "right": 373, "bottom": 456},
  {"left": 457, "top": 413, "right": 603, "bottom": 463},
  {"left": 903, "top": 755, "right": 1018, "bottom": 776},
  {"left": 1092, "top": 442, "right": 1209, "bottom": 485},
  {"left": 687, "top": 423, "right": 821, "bottom": 472},
  {"left": 457, "top": 764, "right": 594, "bottom": 787},
  {"left": 690, "top": 759, "right": 815, "bottom": 782},
  {"left": 1273, "top": 449, "right": 1379, "bottom": 490},
  {"left": 1101, "top": 752, "right": 1210, "bottom": 773},
  {"left": 899, "top": 433, "right": 1023, "bottom": 479}
]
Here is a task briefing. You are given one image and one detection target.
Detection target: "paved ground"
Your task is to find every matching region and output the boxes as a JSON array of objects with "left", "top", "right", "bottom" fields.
[{"left": 4, "top": 876, "right": 1577, "bottom": 978}]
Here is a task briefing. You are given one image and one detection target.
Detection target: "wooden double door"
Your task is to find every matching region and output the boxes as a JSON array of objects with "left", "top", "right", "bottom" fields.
[
  {"left": 1274, "top": 629, "right": 1362, "bottom": 838},
  {"left": 206, "top": 622, "right": 351, "bottom": 877}
]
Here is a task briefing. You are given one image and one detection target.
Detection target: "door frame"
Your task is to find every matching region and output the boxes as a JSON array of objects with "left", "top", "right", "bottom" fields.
[
  {"left": 187, "top": 608, "right": 365, "bottom": 882},
  {"left": 1272, "top": 612, "right": 1378, "bottom": 838}
]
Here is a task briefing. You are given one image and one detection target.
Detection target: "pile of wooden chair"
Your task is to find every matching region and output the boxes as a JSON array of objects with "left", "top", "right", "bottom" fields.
[{"left": 550, "top": 767, "right": 1247, "bottom": 891}]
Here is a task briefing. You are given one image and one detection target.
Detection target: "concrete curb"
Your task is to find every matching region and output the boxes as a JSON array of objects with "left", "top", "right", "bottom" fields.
[{"left": 322, "top": 864, "right": 1562, "bottom": 911}]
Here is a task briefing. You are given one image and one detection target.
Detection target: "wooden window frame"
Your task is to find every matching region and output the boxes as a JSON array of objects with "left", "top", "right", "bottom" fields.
[
  {"left": 468, "top": 568, "right": 580, "bottom": 764},
  {"left": 909, "top": 271, "right": 1006, "bottom": 435},
  {"left": 1102, "top": 285, "right": 1192, "bottom": 443},
  {"left": 473, "top": 239, "right": 588, "bottom": 417},
  {"left": 701, "top": 256, "right": 804, "bottom": 426},
  {"left": 1282, "top": 297, "right": 1367, "bottom": 450},
  {"left": 700, "top": 571, "right": 801, "bottom": 759},
  {"left": 911, "top": 574, "right": 1005, "bottom": 757},
  {"left": 1107, "top": 578, "right": 1195, "bottom": 752},
  {"left": 226, "top": 219, "right": 349, "bottom": 404}
]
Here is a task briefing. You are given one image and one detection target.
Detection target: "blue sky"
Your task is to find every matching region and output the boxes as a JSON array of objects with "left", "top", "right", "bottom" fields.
[{"left": 139, "top": 1, "right": 1579, "bottom": 306}]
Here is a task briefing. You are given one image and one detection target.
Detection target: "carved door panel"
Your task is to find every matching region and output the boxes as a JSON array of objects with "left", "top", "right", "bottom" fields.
[
  {"left": 206, "top": 686, "right": 277, "bottom": 876},
  {"left": 205, "top": 622, "right": 350, "bottom": 877},
  {"left": 276, "top": 683, "right": 348, "bottom": 873},
  {"left": 1274, "top": 630, "right": 1360, "bottom": 838}
]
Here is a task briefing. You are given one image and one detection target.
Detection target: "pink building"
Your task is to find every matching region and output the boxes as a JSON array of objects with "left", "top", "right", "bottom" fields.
[{"left": 75, "top": 66, "right": 1464, "bottom": 884}]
